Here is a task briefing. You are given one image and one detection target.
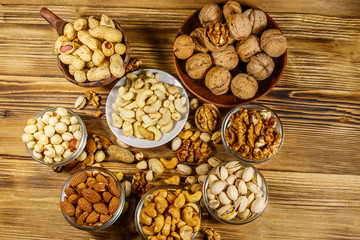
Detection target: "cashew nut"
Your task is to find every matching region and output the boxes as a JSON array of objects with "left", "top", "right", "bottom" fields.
[
  {"left": 115, "top": 97, "right": 131, "bottom": 107},
  {"left": 118, "top": 86, "right": 134, "bottom": 101},
  {"left": 136, "top": 89, "right": 153, "bottom": 108},
  {"left": 168, "top": 205, "right": 181, "bottom": 225},
  {"left": 142, "top": 226, "right": 155, "bottom": 236},
  {"left": 150, "top": 83, "right": 167, "bottom": 93},
  {"left": 133, "top": 121, "right": 144, "bottom": 139},
  {"left": 181, "top": 206, "right": 197, "bottom": 227},
  {"left": 163, "top": 100, "right": 176, "bottom": 113},
  {"left": 134, "top": 78, "right": 144, "bottom": 89},
  {"left": 153, "top": 214, "right": 164, "bottom": 233},
  {"left": 126, "top": 72, "right": 138, "bottom": 80},
  {"left": 166, "top": 193, "right": 177, "bottom": 205},
  {"left": 111, "top": 112, "right": 123, "bottom": 128},
  {"left": 149, "top": 112, "right": 161, "bottom": 120},
  {"left": 171, "top": 112, "right": 181, "bottom": 121},
  {"left": 158, "top": 108, "right": 171, "bottom": 126},
  {"left": 142, "top": 115, "right": 158, "bottom": 126},
  {"left": 146, "top": 95, "right": 158, "bottom": 105},
  {"left": 139, "top": 208, "right": 152, "bottom": 226},
  {"left": 154, "top": 196, "right": 168, "bottom": 214},
  {"left": 183, "top": 191, "right": 202, "bottom": 203},
  {"left": 164, "top": 83, "right": 180, "bottom": 95},
  {"left": 164, "top": 175, "right": 180, "bottom": 185},
  {"left": 174, "top": 193, "right": 186, "bottom": 208},
  {"left": 137, "top": 125, "right": 154, "bottom": 140},
  {"left": 153, "top": 189, "right": 168, "bottom": 199},
  {"left": 145, "top": 77, "right": 158, "bottom": 85},
  {"left": 154, "top": 89, "right": 165, "bottom": 101},
  {"left": 144, "top": 99, "right": 162, "bottom": 114},
  {"left": 123, "top": 101, "right": 138, "bottom": 110},
  {"left": 162, "top": 216, "right": 171, "bottom": 236},
  {"left": 171, "top": 232, "right": 181, "bottom": 240},
  {"left": 193, "top": 215, "right": 200, "bottom": 233},
  {"left": 144, "top": 202, "right": 157, "bottom": 218},
  {"left": 159, "top": 157, "right": 178, "bottom": 169},
  {"left": 119, "top": 108, "right": 135, "bottom": 120},
  {"left": 122, "top": 121, "right": 133, "bottom": 137},
  {"left": 136, "top": 108, "right": 145, "bottom": 122},
  {"left": 179, "top": 225, "right": 193, "bottom": 240},
  {"left": 147, "top": 126, "right": 162, "bottom": 141},
  {"left": 174, "top": 98, "right": 187, "bottom": 114},
  {"left": 184, "top": 203, "right": 199, "bottom": 213},
  {"left": 160, "top": 119, "right": 173, "bottom": 133}
]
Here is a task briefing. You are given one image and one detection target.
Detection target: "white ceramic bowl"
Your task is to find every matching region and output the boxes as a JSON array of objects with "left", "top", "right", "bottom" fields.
[{"left": 106, "top": 69, "right": 189, "bottom": 148}]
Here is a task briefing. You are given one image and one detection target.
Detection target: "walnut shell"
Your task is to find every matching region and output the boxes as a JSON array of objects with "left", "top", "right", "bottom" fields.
[
  {"left": 227, "top": 13, "right": 252, "bottom": 40},
  {"left": 260, "top": 29, "right": 287, "bottom": 57},
  {"left": 235, "top": 35, "right": 261, "bottom": 62},
  {"left": 185, "top": 53, "right": 213, "bottom": 79},
  {"left": 204, "top": 23, "right": 230, "bottom": 52},
  {"left": 211, "top": 45, "right": 239, "bottom": 70},
  {"left": 199, "top": 3, "right": 223, "bottom": 27},
  {"left": 247, "top": 53, "right": 274, "bottom": 80},
  {"left": 244, "top": 9, "right": 267, "bottom": 35},
  {"left": 223, "top": 1, "right": 242, "bottom": 21},
  {"left": 205, "top": 66, "right": 232, "bottom": 95},
  {"left": 190, "top": 28, "right": 209, "bottom": 53},
  {"left": 173, "top": 35, "right": 195, "bottom": 60},
  {"left": 231, "top": 73, "right": 258, "bottom": 99}
]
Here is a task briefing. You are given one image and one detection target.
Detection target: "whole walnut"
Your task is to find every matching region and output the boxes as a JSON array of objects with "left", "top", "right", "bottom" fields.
[
  {"left": 211, "top": 45, "right": 239, "bottom": 70},
  {"left": 227, "top": 13, "right": 252, "bottom": 40},
  {"left": 204, "top": 23, "right": 230, "bottom": 52},
  {"left": 247, "top": 53, "right": 274, "bottom": 80},
  {"left": 260, "top": 29, "right": 287, "bottom": 57},
  {"left": 199, "top": 3, "right": 223, "bottom": 27},
  {"left": 185, "top": 53, "right": 213, "bottom": 79},
  {"left": 190, "top": 28, "right": 208, "bottom": 53},
  {"left": 173, "top": 35, "right": 195, "bottom": 60},
  {"left": 205, "top": 66, "right": 232, "bottom": 95},
  {"left": 235, "top": 35, "right": 261, "bottom": 62},
  {"left": 244, "top": 9, "right": 267, "bottom": 35},
  {"left": 223, "top": 1, "right": 242, "bottom": 21},
  {"left": 231, "top": 73, "right": 258, "bottom": 99}
]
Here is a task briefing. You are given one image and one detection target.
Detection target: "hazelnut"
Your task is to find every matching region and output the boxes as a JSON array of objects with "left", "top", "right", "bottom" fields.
[
  {"left": 211, "top": 45, "right": 239, "bottom": 70},
  {"left": 235, "top": 35, "right": 261, "bottom": 62},
  {"left": 247, "top": 53, "right": 274, "bottom": 80},
  {"left": 190, "top": 28, "right": 208, "bottom": 53},
  {"left": 185, "top": 53, "right": 213, "bottom": 79},
  {"left": 231, "top": 73, "right": 258, "bottom": 99},
  {"left": 199, "top": 3, "right": 223, "bottom": 27},
  {"left": 260, "top": 29, "right": 287, "bottom": 57},
  {"left": 227, "top": 13, "right": 252, "bottom": 40},
  {"left": 173, "top": 35, "right": 195, "bottom": 60},
  {"left": 223, "top": 1, "right": 242, "bottom": 21},
  {"left": 243, "top": 9, "right": 267, "bottom": 35},
  {"left": 205, "top": 66, "right": 232, "bottom": 95},
  {"left": 204, "top": 22, "right": 230, "bottom": 52}
]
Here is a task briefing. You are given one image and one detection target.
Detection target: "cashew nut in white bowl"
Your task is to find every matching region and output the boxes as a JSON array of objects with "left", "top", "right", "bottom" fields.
[
  {"left": 146, "top": 95, "right": 158, "bottom": 105},
  {"left": 171, "top": 112, "right": 181, "bottom": 121},
  {"left": 126, "top": 72, "right": 138, "bottom": 81},
  {"left": 145, "top": 77, "right": 158, "bottom": 85},
  {"left": 134, "top": 78, "right": 144, "bottom": 89},
  {"left": 158, "top": 108, "right": 171, "bottom": 126},
  {"left": 163, "top": 100, "right": 176, "bottom": 113},
  {"left": 154, "top": 89, "right": 165, "bottom": 101},
  {"left": 118, "top": 86, "right": 134, "bottom": 101},
  {"left": 133, "top": 121, "right": 144, "bottom": 139},
  {"left": 147, "top": 126, "right": 162, "bottom": 141},
  {"left": 119, "top": 108, "right": 135, "bottom": 120},
  {"left": 136, "top": 108, "right": 146, "bottom": 122},
  {"left": 115, "top": 97, "right": 131, "bottom": 107},
  {"left": 160, "top": 119, "right": 173, "bottom": 133},
  {"left": 149, "top": 112, "right": 162, "bottom": 120},
  {"left": 122, "top": 121, "right": 134, "bottom": 137},
  {"left": 136, "top": 89, "right": 153, "bottom": 107},
  {"left": 144, "top": 99, "right": 162, "bottom": 114},
  {"left": 174, "top": 98, "right": 187, "bottom": 114},
  {"left": 124, "top": 101, "right": 138, "bottom": 110},
  {"left": 142, "top": 115, "right": 158, "bottom": 126},
  {"left": 165, "top": 83, "right": 180, "bottom": 95},
  {"left": 112, "top": 112, "right": 123, "bottom": 128},
  {"left": 150, "top": 83, "right": 167, "bottom": 93}
]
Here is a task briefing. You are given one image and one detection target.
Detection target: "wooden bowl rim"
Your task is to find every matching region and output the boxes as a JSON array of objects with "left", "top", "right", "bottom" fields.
[{"left": 173, "top": 1, "right": 287, "bottom": 108}]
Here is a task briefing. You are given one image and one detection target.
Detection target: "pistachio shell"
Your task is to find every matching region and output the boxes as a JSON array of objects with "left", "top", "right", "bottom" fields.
[
  {"left": 216, "top": 166, "right": 228, "bottom": 181},
  {"left": 246, "top": 192, "right": 255, "bottom": 208},
  {"left": 250, "top": 197, "right": 265, "bottom": 214},
  {"left": 176, "top": 164, "right": 192, "bottom": 175},
  {"left": 207, "top": 188, "right": 216, "bottom": 200},
  {"left": 242, "top": 167, "right": 254, "bottom": 182},
  {"left": 209, "top": 199, "right": 221, "bottom": 209},
  {"left": 225, "top": 174, "right": 237, "bottom": 185},
  {"left": 225, "top": 161, "right": 242, "bottom": 174},
  {"left": 217, "top": 205, "right": 237, "bottom": 220},
  {"left": 208, "top": 157, "right": 223, "bottom": 168},
  {"left": 246, "top": 182, "right": 262, "bottom": 194},
  {"left": 234, "top": 195, "right": 248, "bottom": 212},
  {"left": 238, "top": 208, "right": 251, "bottom": 219},
  {"left": 219, "top": 192, "right": 232, "bottom": 205},
  {"left": 237, "top": 180, "right": 247, "bottom": 195},
  {"left": 196, "top": 163, "right": 212, "bottom": 175},
  {"left": 208, "top": 174, "right": 219, "bottom": 186},
  {"left": 198, "top": 175, "right": 207, "bottom": 185},
  {"left": 210, "top": 180, "right": 226, "bottom": 195},
  {"left": 226, "top": 185, "right": 239, "bottom": 201},
  {"left": 235, "top": 169, "right": 244, "bottom": 178}
]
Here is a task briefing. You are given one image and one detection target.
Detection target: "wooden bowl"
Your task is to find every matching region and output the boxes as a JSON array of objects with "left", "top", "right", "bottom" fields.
[
  {"left": 40, "top": 8, "right": 131, "bottom": 87},
  {"left": 173, "top": 2, "right": 287, "bottom": 108}
]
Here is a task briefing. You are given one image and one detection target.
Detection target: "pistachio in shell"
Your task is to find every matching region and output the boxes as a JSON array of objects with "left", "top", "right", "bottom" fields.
[
  {"left": 205, "top": 66, "right": 232, "bottom": 95},
  {"left": 211, "top": 45, "right": 239, "bottom": 70},
  {"left": 190, "top": 28, "right": 208, "bottom": 53},
  {"left": 243, "top": 9, "right": 267, "bottom": 35},
  {"left": 173, "top": 35, "right": 195, "bottom": 60},
  {"left": 199, "top": 3, "right": 223, "bottom": 27},
  {"left": 223, "top": 1, "right": 242, "bottom": 21},
  {"left": 185, "top": 53, "right": 213, "bottom": 79},
  {"left": 230, "top": 73, "right": 258, "bottom": 99},
  {"left": 247, "top": 53, "right": 274, "bottom": 80},
  {"left": 235, "top": 35, "right": 261, "bottom": 62},
  {"left": 227, "top": 13, "right": 252, "bottom": 40},
  {"left": 260, "top": 29, "right": 287, "bottom": 57}
]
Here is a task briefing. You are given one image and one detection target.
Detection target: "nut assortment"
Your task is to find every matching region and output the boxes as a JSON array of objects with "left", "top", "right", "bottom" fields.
[
  {"left": 22, "top": 107, "right": 83, "bottom": 164},
  {"left": 225, "top": 107, "right": 282, "bottom": 160},
  {"left": 173, "top": 1, "right": 287, "bottom": 100},
  {"left": 55, "top": 14, "right": 127, "bottom": 82},
  {"left": 138, "top": 188, "right": 202, "bottom": 240},
  {"left": 111, "top": 70, "right": 188, "bottom": 141},
  {"left": 205, "top": 161, "right": 266, "bottom": 221},
  {"left": 60, "top": 169, "right": 122, "bottom": 227}
]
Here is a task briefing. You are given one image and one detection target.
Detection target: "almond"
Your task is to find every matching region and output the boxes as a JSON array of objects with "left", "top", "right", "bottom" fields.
[
  {"left": 64, "top": 160, "right": 77, "bottom": 168},
  {"left": 69, "top": 216, "right": 77, "bottom": 223},
  {"left": 78, "top": 197, "right": 92, "bottom": 212},
  {"left": 69, "top": 171, "right": 87, "bottom": 187},
  {"left": 108, "top": 176, "right": 117, "bottom": 186},
  {"left": 100, "top": 214, "right": 112, "bottom": 223},
  {"left": 102, "top": 192, "right": 113, "bottom": 203},
  {"left": 87, "top": 180, "right": 97, "bottom": 188},
  {"left": 86, "top": 211, "right": 100, "bottom": 224},
  {"left": 60, "top": 201, "right": 75, "bottom": 216},
  {"left": 64, "top": 187, "right": 76, "bottom": 196},
  {"left": 68, "top": 194, "right": 81, "bottom": 204},
  {"left": 77, "top": 211, "right": 89, "bottom": 225},
  {"left": 87, "top": 138, "right": 97, "bottom": 154},
  {"left": 81, "top": 188, "right": 101, "bottom": 203},
  {"left": 75, "top": 205, "right": 83, "bottom": 218},
  {"left": 69, "top": 162, "right": 85, "bottom": 174},
  {"left": 91, "top": 222, "right": 103, "bottom": 227},
  {"left": 96, "top": 174, "right": 109, "bottom": 183},
  {"left": 86, "top": 177, "right": 96, "bottom": 184},
  {"left": 108, "top": 197, "right": 120, "bottom": 215},
  {"left": 93, "top": 182, "right": 107, "bottom": 192},
  {"left": 76, "top": 182, "right": 88, "bottom": 195},
  {"left": 108, "top": 183, "right": 120, "bottom": 198},
  {"left": 93, "top": 202, "right": 109, "bottom": 214},
  {"left": 84, "top": 153, "right": 95, "bottom": 167}
]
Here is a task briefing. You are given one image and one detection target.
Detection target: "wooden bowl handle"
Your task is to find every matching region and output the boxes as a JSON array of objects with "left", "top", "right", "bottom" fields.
[{"left": 40, "top": 7, "right": 67, "bottom": 35}]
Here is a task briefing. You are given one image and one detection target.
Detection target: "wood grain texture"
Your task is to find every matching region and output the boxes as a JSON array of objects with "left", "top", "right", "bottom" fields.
[{"left": 0, "top": 0, "right": 360, "bottom": 239}]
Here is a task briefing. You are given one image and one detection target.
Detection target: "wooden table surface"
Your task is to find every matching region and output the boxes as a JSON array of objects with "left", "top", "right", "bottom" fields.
[{"left": 1, "top": 0, "right": 360, "bottom": 239}]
